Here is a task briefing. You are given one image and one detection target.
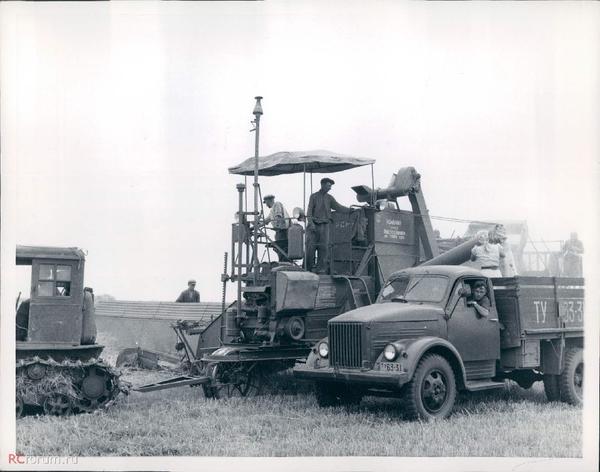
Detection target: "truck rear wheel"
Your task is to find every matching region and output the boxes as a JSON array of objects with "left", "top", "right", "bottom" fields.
[
  {"left": 543, "top": 374, "right": 561, "bottom": 402},
  {"left": 404, "top": 354, "right": 456, "bottom": 421},
  {"left": 559, "top": 347, "right": 583, "bottom": 406}
]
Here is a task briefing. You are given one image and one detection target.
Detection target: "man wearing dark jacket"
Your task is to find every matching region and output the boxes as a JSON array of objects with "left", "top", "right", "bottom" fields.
[
  {"left": 306, "top": 177, "right": 353, "bottom": 273},
  {"left": 176, "top": 279, "right": 200, "bottom": 303}
]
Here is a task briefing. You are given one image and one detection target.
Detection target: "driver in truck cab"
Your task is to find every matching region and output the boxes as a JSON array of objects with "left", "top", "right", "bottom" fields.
[{"left": 467, "top": 280, "right": 490, "bottom": 318}]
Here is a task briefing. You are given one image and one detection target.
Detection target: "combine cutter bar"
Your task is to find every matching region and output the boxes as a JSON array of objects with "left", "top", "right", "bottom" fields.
[{"left": 133, "top": 375, "right": 209, "bottom": 393}]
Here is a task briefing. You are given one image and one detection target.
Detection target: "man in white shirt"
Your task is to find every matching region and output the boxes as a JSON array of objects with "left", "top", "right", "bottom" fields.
[
  {"left": 471, "top": 230, "right": 505, "bottom": 278},
  {"left": 263, "top": 194, "right": 290, "bottom": 261}
]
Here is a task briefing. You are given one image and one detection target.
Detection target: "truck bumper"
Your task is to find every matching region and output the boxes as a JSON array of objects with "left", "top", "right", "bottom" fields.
[{"left": 294, "top": 363, "right": 409, "bottom": 389}]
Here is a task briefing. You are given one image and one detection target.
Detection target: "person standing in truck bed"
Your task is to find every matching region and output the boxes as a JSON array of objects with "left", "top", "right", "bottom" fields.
[
  {"left": 491, "top": 224, "right": 518, "bottom": 277},
  {"left": 471, "top": 229, "right": 505, "bottom": 278},
  {"left": 176, "top": 279, "right": 200, "bottom": 303},
  {"left": 562, "top": 232, "right": 584, "bottom": 277}
]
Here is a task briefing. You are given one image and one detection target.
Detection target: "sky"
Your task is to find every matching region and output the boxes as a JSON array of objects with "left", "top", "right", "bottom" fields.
[{"left": 2, "top": 1, "right": 599, "bottom": 302}]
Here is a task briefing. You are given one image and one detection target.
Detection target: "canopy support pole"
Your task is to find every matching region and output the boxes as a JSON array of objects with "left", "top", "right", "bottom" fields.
[
  {"left": 370, "top": 163, "right": 375, "bottom": 207},
  {"left": 303, "top": 164, "right": 306, "bottom": 217}
]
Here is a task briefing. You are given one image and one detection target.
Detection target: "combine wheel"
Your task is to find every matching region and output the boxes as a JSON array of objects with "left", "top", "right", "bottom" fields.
[
  {"left": 16, "top": 395, "right": 24, "bottom": 418},
  {"left": 203, "top": 362, "right": 261, "bottom": 399},
  {"left": 559, "top": 348, "right": 583, "bottom": 406},
  {"left": 43, "top": 393, "right": 72, "bottom": 416},
  {"left": 403, "top": 354, "right": 456, "bottom": 421}
]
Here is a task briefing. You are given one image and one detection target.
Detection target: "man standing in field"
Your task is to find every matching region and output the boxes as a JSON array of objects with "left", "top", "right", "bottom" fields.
[
  {"left": 176, "top": 279, "right": 200, "bottom": 303},
  {"left": 306, "top": 177, "right": 354, "bottom": 273}
]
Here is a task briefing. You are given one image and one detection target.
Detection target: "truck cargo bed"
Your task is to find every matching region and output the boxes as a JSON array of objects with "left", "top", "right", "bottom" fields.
[{"left": 493, "top": 276, "right": 584, "bottom": 370}]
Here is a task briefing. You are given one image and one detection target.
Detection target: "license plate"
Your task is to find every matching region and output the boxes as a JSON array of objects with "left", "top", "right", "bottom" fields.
[{"left": 376, "top": 362, "right": 402, "bottom": 372}]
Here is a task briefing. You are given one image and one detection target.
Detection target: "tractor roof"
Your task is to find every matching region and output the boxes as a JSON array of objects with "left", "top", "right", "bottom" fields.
[{"left": 16, "top": 245, "right": 86, "bottom": 265}]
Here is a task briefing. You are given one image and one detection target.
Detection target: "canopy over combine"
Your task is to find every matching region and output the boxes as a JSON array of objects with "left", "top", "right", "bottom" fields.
[{"left": 228, "top": 150, "right": 375, "bottom": 176}]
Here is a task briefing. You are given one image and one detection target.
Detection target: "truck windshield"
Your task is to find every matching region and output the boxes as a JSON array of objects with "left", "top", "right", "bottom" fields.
[{"left": 378, "top": 275, "right": 449, "bottom": 303}]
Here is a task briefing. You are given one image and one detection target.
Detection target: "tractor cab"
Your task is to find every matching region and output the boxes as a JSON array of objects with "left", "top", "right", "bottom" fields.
[{"left": 16, "top": 245, "right": 100, "bottom": 361}]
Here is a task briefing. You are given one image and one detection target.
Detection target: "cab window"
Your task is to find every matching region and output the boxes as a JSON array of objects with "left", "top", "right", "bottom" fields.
[{"left": 36, "top": 264, "right": 72, "bottom": 297}]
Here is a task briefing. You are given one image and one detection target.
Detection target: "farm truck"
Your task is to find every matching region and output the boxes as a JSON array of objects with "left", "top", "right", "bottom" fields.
[
  {"left": 294, "top": 241, "right": 584, "bottom": 420},
  {"left": 15, "top": 245, "right": 126, "bottom": 417}
]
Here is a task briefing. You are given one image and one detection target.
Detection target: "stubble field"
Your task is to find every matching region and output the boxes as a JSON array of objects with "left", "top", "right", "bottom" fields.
[{"left": 15, "top": 367, "right": 582, "bottom": 457}]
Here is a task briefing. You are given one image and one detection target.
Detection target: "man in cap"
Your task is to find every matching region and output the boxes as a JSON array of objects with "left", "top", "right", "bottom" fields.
[
  {"left": 263, "top": 194, "right": 290, "bottom": 261},
  {"left": 176, "top": 279, "right": 200, "bottom": 303},
  {"left": 562, "top": 232, "right": 584, "bottom": 277},
  {"left": 306, "top": 177, "right": 353, "bottom": 273}
]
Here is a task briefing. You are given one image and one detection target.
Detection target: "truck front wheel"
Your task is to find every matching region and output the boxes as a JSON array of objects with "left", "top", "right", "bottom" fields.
[
  {"left": 404, "top": 354, "right": 457, "bottom": 421},
  {"left": 559, "top": 347, "right": 583, "bottom": 406}
]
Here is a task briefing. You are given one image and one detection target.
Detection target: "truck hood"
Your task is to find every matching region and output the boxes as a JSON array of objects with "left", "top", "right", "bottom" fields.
[{"left": 330, "top": 302, "right": 444, "bottom": 323}]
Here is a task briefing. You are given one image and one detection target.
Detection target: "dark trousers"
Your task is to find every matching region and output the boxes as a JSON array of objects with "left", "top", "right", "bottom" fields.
[
  {"left": 306, "top": 223, "right": 329, "bottom": 272},
  {"left": 273, "top": 229, "right": 289, "bottom": 262}
]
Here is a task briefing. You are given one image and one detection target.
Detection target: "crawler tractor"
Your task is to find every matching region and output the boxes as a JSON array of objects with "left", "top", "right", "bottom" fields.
[{"left": 15, "top": 246, "right": 126, "bottom": 417}]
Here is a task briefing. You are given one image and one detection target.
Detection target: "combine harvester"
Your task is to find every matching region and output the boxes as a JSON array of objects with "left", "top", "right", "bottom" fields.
[{"left": 133, "top": 97, "right": 449, "bottom": 397}]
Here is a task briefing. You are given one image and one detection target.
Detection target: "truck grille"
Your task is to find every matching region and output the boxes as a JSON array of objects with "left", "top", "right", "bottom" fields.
[{"left": 329, "top": 322, "right": 362, "bottom": 368}]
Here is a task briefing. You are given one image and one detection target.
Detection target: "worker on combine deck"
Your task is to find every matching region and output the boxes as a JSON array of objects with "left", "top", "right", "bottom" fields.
[
  {"left": 467, "top": 280, "right": 491, "bottom": 318},
  {"left": 306, "top": 177, "right": 354, "bottom": 273},
  {"left": 491, "top": 224, "right": 518, "bottom": 277},
  {"left": 176, "top": 279, "right": 200, "bottom": 303},
  {"left": 470, "top": 229, "right": 505, "bottom": 278},
  {"left": 263, "top": 194, "right": 290, "bottom": 261},
  {"left": 561, "top": 232, "right": 584, "bottom": 277}
]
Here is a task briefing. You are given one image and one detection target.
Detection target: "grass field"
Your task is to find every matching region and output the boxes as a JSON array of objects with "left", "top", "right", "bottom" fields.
[{"left": 15, "top": 367, "right": 582, "bottom": 457}]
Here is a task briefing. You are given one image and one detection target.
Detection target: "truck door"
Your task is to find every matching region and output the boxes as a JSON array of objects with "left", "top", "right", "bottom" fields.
[
  {"left": 28, "top": 259, "right": 83, "bottom": 343},
  {"left": 446, "top": 278, "right": 500, "bottom": 377}
]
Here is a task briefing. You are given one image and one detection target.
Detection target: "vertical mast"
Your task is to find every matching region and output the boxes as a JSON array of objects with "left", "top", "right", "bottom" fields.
[{"left": 252, "top": 96, "right": 263, "bottom": 282}]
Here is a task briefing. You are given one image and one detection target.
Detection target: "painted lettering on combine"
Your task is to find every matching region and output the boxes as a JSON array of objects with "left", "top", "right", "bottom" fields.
[
  {"left": 383, "top": 227, "right": 407, "bottom": 240},
  {"left": 533, "top": 300, "right": 547, "bottom": 324}
]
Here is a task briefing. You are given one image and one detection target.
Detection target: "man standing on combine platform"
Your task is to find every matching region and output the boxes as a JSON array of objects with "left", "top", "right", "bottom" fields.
[
  {"left": 176, "top": 279, "right": 200, "bottom": 303},
  {"left": 263, "top": 194, "right": 290, "bottom": 261},
  {"left": 306, "top": 177, "right": 353, "bottom": 273}
]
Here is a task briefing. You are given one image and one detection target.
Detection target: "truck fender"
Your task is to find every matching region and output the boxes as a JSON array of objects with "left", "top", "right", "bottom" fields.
[{"left": 394, "top": 337, "right": 468, "bottom": 390}]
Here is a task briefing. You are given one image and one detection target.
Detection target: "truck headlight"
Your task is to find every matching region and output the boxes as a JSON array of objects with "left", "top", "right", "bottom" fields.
[
  {"left": 383, "top": 344, "right": 398, "bottom": 361},
  {"left": 318, "top": 342, "right": 329, "bottom": 358}
]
